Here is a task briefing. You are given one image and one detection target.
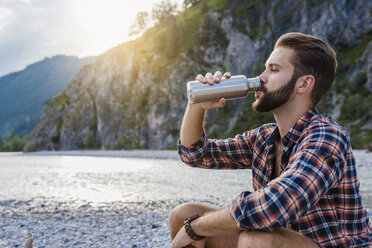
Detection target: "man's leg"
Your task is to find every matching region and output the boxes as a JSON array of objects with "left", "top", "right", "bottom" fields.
[
  {"left": 169, "top": 202, "right": 239, "bottom": 248},
  {"left": 237, "top": 229, "right": 319, "bottom": 248}
]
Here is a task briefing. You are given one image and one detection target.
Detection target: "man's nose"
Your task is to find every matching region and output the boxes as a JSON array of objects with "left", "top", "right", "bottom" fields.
[{"left": 258, "top": 72, "right": 267, "bottom": 84}]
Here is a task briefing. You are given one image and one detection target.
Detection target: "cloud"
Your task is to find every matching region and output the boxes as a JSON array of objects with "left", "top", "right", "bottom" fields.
[
  {"left": 0, "top": 0, "right": 184, "bottom": 77},
  {"left": 0, "top": 7, "right": 14, "bottom": 31},
  {"left": 0, "top": 0, "right": 64, "bottom": 76}
]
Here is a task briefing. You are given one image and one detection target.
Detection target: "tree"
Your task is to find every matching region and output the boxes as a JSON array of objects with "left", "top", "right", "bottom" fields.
[
  {"left": 183, "top": 0, "right": 201, "bottom": 9},
  {"left": 83, "top": 130, "right": 100, "bottom": 149},
  {"left": 129, "top": 11, "right": 150, "bottom": 38},
  {"left": 0, "top": 132, "right": 26, "bottom": 151},
  {"left": 152, "top": 0, "right": 179, "bottom": 24}
]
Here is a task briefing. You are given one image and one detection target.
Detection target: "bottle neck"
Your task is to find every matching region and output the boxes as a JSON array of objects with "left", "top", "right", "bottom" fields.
[{"left": 246, "top": 77, "right": 261, "bottom": 92}]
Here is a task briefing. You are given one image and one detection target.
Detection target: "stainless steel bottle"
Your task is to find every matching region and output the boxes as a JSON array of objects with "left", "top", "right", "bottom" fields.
[{"left": 187, "top": 75, "right": 261, "bottom": 104}]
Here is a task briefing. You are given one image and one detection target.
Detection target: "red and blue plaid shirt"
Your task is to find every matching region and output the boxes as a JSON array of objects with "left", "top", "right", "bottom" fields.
[{"left": 178, "top": 108, "right": 371, "bottom": 247}]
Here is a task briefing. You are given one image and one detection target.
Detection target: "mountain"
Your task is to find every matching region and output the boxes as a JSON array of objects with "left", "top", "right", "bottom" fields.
[
  {"left": 26, "top": 0, "right": 372, "bottom": 151},
  {"left": 0, "top": 55, "right": 95, "bottom": 138}
]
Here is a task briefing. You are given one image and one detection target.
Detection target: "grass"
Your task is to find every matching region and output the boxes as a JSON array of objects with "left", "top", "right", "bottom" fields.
[{"left": 342, "top": 35, "right": 372, "bottom": 62}]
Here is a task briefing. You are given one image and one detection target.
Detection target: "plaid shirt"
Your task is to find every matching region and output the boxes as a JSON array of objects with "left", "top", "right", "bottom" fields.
[{"left": 178, "top": 108, "right": 371, "bottom": 247}]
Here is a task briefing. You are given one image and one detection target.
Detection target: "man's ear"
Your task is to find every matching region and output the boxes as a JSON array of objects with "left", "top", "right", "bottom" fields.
[{"left": 296, "top": 75, "right": 315, "bottom": 94}]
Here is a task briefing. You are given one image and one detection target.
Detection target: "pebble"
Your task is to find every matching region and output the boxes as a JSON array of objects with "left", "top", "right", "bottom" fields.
[{"left": 0, "top": 198, "right": 178, "bottom": 248}]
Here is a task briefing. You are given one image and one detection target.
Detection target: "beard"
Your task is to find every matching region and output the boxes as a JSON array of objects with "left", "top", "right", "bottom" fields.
[{"left": 252, "top": 72, "right": 298, "bottom": 113}]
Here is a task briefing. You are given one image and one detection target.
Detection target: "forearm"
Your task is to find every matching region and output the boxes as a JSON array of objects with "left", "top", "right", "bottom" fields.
[
  {"left": 180, "top": 103, "right": 206, "bottom": 146},
  {"left": 191, "top": 207, "right": 241, "bottom": 237}
]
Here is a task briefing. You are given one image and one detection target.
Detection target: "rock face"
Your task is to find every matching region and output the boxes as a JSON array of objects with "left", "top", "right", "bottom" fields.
[{"left": 26, "top": 0, "right": 372, "bottom": 150}]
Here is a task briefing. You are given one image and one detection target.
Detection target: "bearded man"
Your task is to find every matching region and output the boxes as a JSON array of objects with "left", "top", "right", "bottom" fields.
[{"left": 169, "top": 32, "right": 372, "bottom": 248}]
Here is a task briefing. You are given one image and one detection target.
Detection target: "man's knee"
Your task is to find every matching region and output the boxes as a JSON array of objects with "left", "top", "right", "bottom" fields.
[
  {"left": 238, "top": 231, "right": 278, "bottom": 248},
  {"left": 169, "top": 202, "right": 196, "bottom": 224}
]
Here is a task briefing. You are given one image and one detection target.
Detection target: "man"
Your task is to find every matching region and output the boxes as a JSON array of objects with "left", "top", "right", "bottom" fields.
[{"left": 169, "top": 33, "right": 372, "bottom": 247}]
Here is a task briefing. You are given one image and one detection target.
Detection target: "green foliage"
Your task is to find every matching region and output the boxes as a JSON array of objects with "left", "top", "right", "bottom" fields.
[
  {"left": 51, "top": 116, "right": 63, "bottom": 145},
  {"left": 207, "top": 0, "right": 229, "bottom": 11},
  {"left": 152, "top": 0, "right": 179, "bottom": 24},
  {"left": 23, "top": 0, "right": 372, "bottom": 151},
  {"left": 112, "top": 132, "right": 143, "bottom": 150},
  {"left": 228, "top": 98, "right": 274, "bottom": 136},
  {"left": 342, "top": 35, "right": 372, "bottom": 62},
  {"left": 231, "top": 0, "right": 262, "bottom": 37},
  {"left": 83, "top": 130, "right": 100, "bottom": 149},
  {"left": 281, "top": 2, "right": 299, "bottom": 23},
  {"left": 0, "top": 132, "right": 26, "bottom": 151},
  {"left": 55, "top": 90, "right": 69, "bottom": 106},
  {"left": 207, "top": 97, "right": 275, "bottom": 139},
  {"left": 334, "top": 70, "right": 372, "bottom": 148},
  {"left": 23, "top": 140, "right": 41, "bottom": 152},
  {"left": 129, "top": 11, "right": 150, "bottom": 38},
  {"left": 183, "top": 0, "right": 201, "bottom": 9}
]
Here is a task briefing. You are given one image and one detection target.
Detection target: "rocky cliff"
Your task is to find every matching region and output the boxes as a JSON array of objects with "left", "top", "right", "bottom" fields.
[{"left": 26, "top": 0, "right": 372, "bottom": 151}]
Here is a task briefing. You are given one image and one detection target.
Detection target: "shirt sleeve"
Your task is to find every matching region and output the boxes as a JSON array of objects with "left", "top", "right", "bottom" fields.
[
  {"left": 230, "top": 123, "right": 349, "bottom": 231},
  {"left": 177, "top": 131, "right": 254, "bottom": 169}
]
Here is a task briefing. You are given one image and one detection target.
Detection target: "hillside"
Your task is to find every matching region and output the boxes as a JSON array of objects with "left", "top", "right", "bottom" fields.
[
  {"left": 0, "top": 55, "right": 95, "bottom": 138},
  {"left": 26, "top": 0, "right": 372, "bottom": 151}
]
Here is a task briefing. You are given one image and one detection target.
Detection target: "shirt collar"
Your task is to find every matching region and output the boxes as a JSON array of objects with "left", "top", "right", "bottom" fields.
[
  {"left": 265, "top": 107, "right": 320, "bottom": 147},
  {"left": 283, "top": 107, "right": 320, "bottom": 145}
]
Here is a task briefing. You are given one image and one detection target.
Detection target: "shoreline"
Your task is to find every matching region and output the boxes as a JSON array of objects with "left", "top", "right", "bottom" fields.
[
  {"left": 16, "top": 149, "right": 180, "bottom": 160},
  {"left": 3, "top": 149, "right": 370, "bottom": 167}
]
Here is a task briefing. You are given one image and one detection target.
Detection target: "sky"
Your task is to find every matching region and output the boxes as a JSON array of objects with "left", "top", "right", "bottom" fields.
[{"left": 0, "top": 0, "right": 184, "bottom": 77}]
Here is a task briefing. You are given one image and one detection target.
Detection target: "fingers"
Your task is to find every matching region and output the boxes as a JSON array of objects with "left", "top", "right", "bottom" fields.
[
  {"left": 200, "top": 98, "right": 226, "bottom": 109},
  {"left": 195, "top": 71, "right": 231, "bottom": 85},
  {"left": 213, "top": 71, "right": 222, "bottom": 83},
  {"left": 196, "top": 74, "right": 207, "bottom": 83},
  {"left": 223, "top": 71, "right": 231, "bottom": 78},
  {"left": 218, "top": 98, "right": 226, "bottom": 107},
  {"left": 205, "top": 72, "right": 214, "bottom": 85}
]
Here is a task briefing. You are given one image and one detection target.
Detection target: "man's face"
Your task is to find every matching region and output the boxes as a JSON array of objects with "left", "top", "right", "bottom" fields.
[{"left": 253, "top": 47, "right": 298, "bottom": 113}]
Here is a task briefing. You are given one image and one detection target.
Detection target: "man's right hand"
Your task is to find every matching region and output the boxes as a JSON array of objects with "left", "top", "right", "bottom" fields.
[{"left": 191, "top": 71, "right": 231, "bottom": 110}]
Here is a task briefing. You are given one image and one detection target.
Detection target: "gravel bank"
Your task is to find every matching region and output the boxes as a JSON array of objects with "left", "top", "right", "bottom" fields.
[{"left": 0, "top": 197, "right": 226, "bottom": 248}]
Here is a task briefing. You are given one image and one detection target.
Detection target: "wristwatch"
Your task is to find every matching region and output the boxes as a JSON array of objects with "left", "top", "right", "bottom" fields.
[{"left": 184, "top": 215, "right": 206, "bottom": 241}]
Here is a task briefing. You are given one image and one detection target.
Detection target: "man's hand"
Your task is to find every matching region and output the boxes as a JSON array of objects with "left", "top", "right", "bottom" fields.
[
  {"left": 172, "top": 226, "right": 206, "bottom": 248},
  {"left": 192, "top": 71, "right": 231, "bottom": 110},
  {"left": 196, "top": 71, "right": 231, "bottom": 85}
]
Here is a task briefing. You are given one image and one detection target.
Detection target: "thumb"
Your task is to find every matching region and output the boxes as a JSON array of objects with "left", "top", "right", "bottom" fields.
[
  {"left": 216, "top": 98, "right": 226, "bottom": 107},
  {"left": 193, "top": 239, "right": 207, "bottom": 248}
]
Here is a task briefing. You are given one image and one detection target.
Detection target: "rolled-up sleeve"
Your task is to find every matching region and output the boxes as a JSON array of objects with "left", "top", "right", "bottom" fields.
[{"left": 178, "top": 131, "right": 254, "bottom": 169}]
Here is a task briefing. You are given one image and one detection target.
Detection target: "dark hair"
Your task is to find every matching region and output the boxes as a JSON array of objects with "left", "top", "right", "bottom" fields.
[{"left": 275, "top": 32, "right": 338, "bottom": 107}]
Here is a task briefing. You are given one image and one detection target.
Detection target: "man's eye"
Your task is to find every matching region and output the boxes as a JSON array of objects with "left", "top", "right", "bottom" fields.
[{"left": 271, "top": 68, "right": 278, "bottom": 72}]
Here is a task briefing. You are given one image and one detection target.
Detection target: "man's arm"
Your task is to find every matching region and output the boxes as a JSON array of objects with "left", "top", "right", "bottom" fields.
[
  {"left": 179, "top": 104, "right": 206, "bottom": 146},
  {"left": 191, "top": 207, "right": 240, "bottom": 236},
  {"left": 172, "top": 208, "right": 240, "bottom": 248},
  {"left": 179, "top": 71, "right": 255, "bottom": 170},
  {"left": 180, "top": 72, "right": 227, "bottom": 146}
]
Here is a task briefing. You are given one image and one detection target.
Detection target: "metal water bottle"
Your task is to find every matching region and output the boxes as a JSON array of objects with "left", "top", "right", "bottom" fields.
[{"left": 187, "top": 75, "right": 261, "bottom": 104}]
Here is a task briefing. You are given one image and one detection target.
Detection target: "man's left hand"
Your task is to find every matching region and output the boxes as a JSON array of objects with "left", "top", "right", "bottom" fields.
[{"left": 172, "top": 226, "right": 206, "bottom": 248}]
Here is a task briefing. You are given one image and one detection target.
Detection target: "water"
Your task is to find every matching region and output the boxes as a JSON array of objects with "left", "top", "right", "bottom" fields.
[
  {"left": 0, "top": 154, "right": 253, "bottom": 206},
  {"left": 0, "top": 152, "right": 371, "bottom": 208}
]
